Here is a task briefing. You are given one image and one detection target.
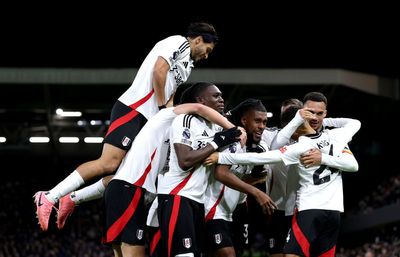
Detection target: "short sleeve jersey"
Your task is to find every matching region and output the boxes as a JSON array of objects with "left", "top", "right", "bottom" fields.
[
  {"left": 157, "top": 114, "right": 222, "bottom": 203},
  {"left": 280, "top": 128, "right": 352, "bottom": 212},
  {"left": 204, "top": 142, "right": 252, "bottom": 222},
  {"left": 118, "top": 36, "right": 194, "bottom": 119}
]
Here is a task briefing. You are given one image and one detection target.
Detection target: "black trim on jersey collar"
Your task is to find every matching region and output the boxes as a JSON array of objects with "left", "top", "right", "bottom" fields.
[{"left": 305, "top": 131, "right": 322, "bottom": 139}]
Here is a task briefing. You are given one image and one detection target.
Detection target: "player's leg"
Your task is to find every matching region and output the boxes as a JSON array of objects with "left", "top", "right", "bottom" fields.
[
  {"left": 34, "top": 145, "right": 125, "bottom": 231},
  {"left": 205, "top": 219, "right": 236, "bottom": 257},
  {"left": 121, "top": 243, "right": 145, "bottom": 257},
  {"left": 34, "top": 101, "right": 147, "bottom": 231},
  {"left": 112, "top": 244, "right": 123, "bottom": 257},
  {"left": 103, "top": 180, "right": 146, "bottom": 256},
  {"left": 57, "top": 175, "right": 113, "bottom": 229}
]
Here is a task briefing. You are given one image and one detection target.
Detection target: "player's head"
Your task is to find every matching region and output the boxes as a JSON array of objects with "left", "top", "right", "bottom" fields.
[
  {"left": 187, "top": 22, "right": 218, "bottom": 62},
  {"left": 303, "top": 92, "right": 327, "bottom": 131},
  {"left": 180, "top": 82, "right": 224, "bottom": 113},
  {"left": 280, "top": 98, "right": 303, "bottom": 127},
  {"left": 227, "top": 98, "right": 267, "bottom": 143}
]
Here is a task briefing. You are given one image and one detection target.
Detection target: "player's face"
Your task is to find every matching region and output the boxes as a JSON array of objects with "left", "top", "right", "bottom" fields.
[
  {"left": 197, "top": 85, "right": 224, "bottom": 114},
  {"left": 191, "top": 37, "right": 215, "bottom": 62},
  {"left": 303, "top": 100, "right": 327, "bottom": 131},
  {"left": 242, "top": 111, "right": 267, "bottom": 143}
]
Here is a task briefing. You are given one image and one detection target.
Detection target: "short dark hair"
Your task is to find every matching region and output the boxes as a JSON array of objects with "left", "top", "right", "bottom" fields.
[
  {"left": 227, "top": 98, "right": 267, "bottom": 126},
  {"left": 281, "top": 105, "right": 301, "bottom": 126},
  {"left": 281, "top": 98, "right": 303, "bottom": 109},
  {"left": 280, "top": 98, "right": 303, "bottom": 125},
  {"left": 179, "top": 82, "right": 215, "bottom": 104},
  {"left": 187, "top": 22, "right": 218, "bottom": 44},
  {"left": 303, "top": 92, "right": 328, "bottom": 107}
]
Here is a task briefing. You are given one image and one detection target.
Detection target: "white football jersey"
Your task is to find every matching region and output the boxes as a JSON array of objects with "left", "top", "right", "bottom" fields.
[
  {"left": 112, "top": 107, "right": 177, "bottom": 193},
  {"left": 118, "top": 35, "right": 194, "bottom": 119},
  {"left": 218, "top": 119, "right": 361, "bottom": 212},
  {"left": 157, "top": 114, "right": 222, "bottom": 203},
  {"left": 204, "top": 142, "right": 252, "bottom": 222}
]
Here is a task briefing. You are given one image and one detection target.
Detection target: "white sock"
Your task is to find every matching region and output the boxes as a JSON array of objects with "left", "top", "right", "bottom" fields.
[
  {"left": 46, "top": 170, "right": 85, "bottom": 203},
  {"left": 70, "top": 178, "right": 105, "bottom": 204}
]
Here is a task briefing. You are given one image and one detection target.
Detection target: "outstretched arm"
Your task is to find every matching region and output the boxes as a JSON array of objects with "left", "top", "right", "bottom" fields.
[
  {"left": 270, "top": 109, "right": 314, "bottom": 149},
  {"left": 300, "top": 147, "right": 359, "bottom": 172},
  {"left": 214, "top": 164, "right": 276, "bottom": 215},
  {"left": 173, "top": 103, "right": 234, "bottom": 129},
  {"left": 204, "top": 150, "right": 283, "bottom": 166},
  {"left": 270, "top": 110, "right": 303, "bottom": 149}
]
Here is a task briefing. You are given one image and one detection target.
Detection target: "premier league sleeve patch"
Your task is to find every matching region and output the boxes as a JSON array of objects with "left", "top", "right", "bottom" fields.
[
  {"left": 180, "top": 128, "right": 192, "bottom": 145},
  {"left": 182, "top": 128, "right": 191, "bottom": 139},
  {"left": 229, "top": 143, "right": 237, "bottom": 153}
]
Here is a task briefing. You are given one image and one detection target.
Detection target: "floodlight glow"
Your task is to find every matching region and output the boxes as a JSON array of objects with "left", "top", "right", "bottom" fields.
[
  {"left": 56, "top": 108, "right": 82, "bottom": 117},
  {"left": 267, "top": 112, "right": 273, "bottom": 118},
  {"left": 84, "top": 137, "right": 104, "bottom": 143},
  {"left": 29, "top": 137, "right": 50, "bottom": 143},
  {"left": 0, "top": 137, "right": 6, "bottom": 143},
  {"left": 59, "top": 137, "right": 79, "bottom": 143}
]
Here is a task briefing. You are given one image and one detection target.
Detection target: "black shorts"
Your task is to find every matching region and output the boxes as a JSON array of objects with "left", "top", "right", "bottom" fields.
[
  {"left": 147, "top": 226, "right": 161, "bottom": 257},
  {"left": 265, "top": 210, "right": 291, "bottom": 254},
  {"left": 205, "top": 219, "right": 234, "bottom": 251},
  {"left": 232, "top": 202, "right": 249, "bottom": 252},
  {"left": 103, "top": 180, "right": 146, "bottom": 245},
  {"left": 157, "top": 194, "right": 205, "bottom": 257},
  {"left": 284, "top": 209, "right": 340, "bottom": 257},
  {"left": 104, "top": 100, "right": 148, "bottom": 151}
]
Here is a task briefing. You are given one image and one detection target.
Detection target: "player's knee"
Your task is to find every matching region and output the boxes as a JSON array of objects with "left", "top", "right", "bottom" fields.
[
  {"left": 99, "top": 157, "right": 122, "bottom": 174},
  {"left": 174, "top": 253, "right": 194, "bottom": 257}
]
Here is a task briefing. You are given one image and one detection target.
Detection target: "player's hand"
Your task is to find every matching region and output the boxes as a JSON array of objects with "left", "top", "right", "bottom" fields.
[
  {"left": 300, "top": 148, "right": 322, "bottom": 168},
  {"left": 204, "top": 152, "right": 219, "bottom": 166},
  {"left": 299, "top": 108, "right": 314, "bottom": 122},
  {"left": 237, "top": 126, "right": 247, "bottom": 147},
  {"left": 254, "top": 190, "right": 277, "bottom": 216},
  {"left": 212, "top": 127, "right": 242, "bottom": 149}
]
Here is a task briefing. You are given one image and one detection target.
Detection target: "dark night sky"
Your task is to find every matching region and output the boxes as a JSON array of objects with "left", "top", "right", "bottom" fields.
[{"left": 1, "top": 5, "right": 398, "bottom": 78}]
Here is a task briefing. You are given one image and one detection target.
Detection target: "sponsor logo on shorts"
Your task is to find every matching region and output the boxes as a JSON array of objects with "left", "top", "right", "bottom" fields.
[
  {"left": 136, "top": 229, "right": 143, "bottom": 240},
  {"left": 214, "top": 233, "right": 222, "bottom": 244},
  {"left": 183, "top": 238, "right": 192, "bottom": 249},
  {"left": 122, "top": 136, "right": 131, "bottom": 147}
]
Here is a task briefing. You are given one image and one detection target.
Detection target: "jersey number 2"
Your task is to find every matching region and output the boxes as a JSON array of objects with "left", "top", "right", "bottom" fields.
[{"left": 313, "top": 145, "right": 338, "bottom": 185}]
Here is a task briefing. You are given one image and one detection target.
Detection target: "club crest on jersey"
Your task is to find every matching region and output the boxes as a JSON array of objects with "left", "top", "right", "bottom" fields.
[
  {"left": 214, "top": 233, "right": 222, "bottom": 244},
  {"left": 229, "top": 143, "right": 237, "bottom": 153},
  {"left": 183, "top": 128, "right": 191, "bottom": 139},
  {"left": 183, "top": 238, "right": 192, "bottom": 248},
  {"left": 136, "top": 229, "right": 143, "bottom": 240},
  {"left": 122, "top": 136, "right": 131, "bottom": 147}
]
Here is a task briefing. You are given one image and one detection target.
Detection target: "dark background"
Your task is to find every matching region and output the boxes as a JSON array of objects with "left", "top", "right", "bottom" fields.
[{"left": 1, "top": 5, "right": 399, "bottom": 78}]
